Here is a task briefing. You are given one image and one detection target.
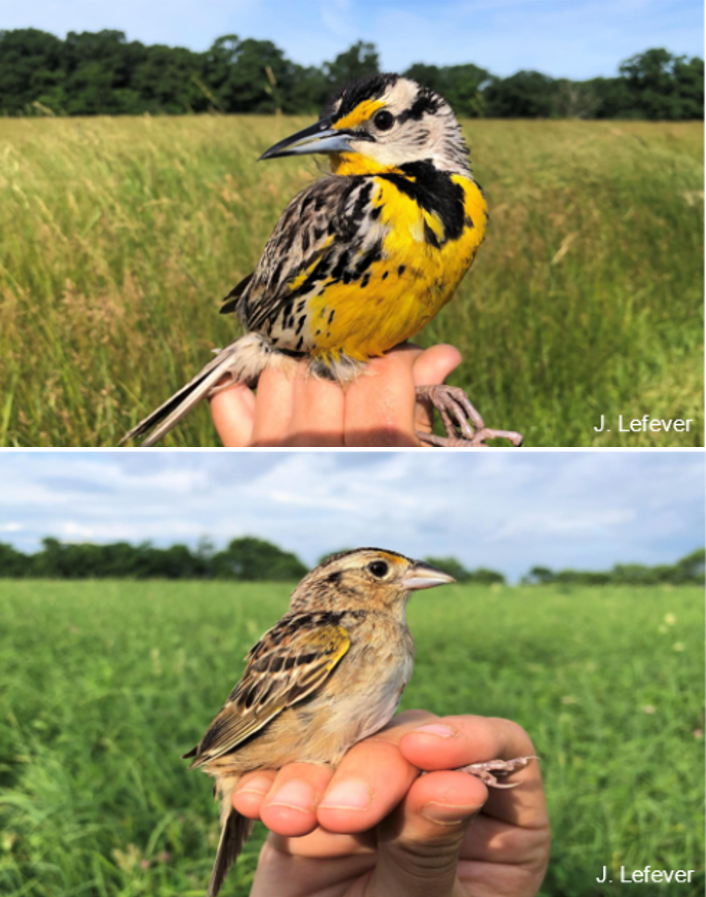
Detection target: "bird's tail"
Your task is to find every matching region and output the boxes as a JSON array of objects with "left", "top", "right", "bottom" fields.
[
  {"left": 207, "top": 778, "right": 254, "bottom": 897},
  {"left": 119, "top": 333, "right": 272, "bottom": 447}
]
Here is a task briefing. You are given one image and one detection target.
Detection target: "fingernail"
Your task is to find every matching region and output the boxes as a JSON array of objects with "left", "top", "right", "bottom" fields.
[
  {"left": 236, "top": 775, "right": 272, "bottom": 797},
  {"left": 421, "top": 801, "right": 480, "bottom": 826},
  {"left": 319, "top": 779, "right": 373, "bottom": 810},
  {"left": 414, "top": 723, "right": 458, "bottom": 738},
  {"left": 267, "top": 780, "right": 315, "bottom": 812}
]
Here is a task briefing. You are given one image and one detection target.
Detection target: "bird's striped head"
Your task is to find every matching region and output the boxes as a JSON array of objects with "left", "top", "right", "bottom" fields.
[
  {"left": 288, "top": 547, "right": 455, "bottom": 614},
  {"left": 259, "top": 74, "right": 471, "bottom": 177}
]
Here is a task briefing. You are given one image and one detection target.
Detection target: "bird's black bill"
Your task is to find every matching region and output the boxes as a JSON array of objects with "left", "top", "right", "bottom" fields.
[{"left": 259, "top": 115, "right": 354, "bottom": 160}]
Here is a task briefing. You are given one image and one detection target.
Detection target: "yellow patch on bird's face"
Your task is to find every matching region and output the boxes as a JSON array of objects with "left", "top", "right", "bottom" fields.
[
  {"left": 333, "top": 98, "right": 385, "bottom": 132},
  {"left": 330, "top": 153, "right": 404, "bottom": 177},
  {"left": 374, "top": 551, "right": 409, "bottom": 569}
]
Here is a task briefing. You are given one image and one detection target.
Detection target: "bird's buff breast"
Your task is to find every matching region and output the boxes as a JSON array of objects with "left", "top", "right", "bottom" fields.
[
  {"left": 291, "top": 640, "right": 415, "bottom": 766},
  {"left": 219, "top": 626, "right": 415, "bottom": 771},
  {"left": 308, "top": 174, "right": 487, "bottom": 364}
]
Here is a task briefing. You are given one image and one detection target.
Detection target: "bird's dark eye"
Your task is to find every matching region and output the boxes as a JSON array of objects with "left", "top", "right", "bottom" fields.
[
  {"left": 373, "top": 110, "right": 394, "bottom": 131},
  {"left": 368, "top": 560, "right": 389, "bottom": 578}
]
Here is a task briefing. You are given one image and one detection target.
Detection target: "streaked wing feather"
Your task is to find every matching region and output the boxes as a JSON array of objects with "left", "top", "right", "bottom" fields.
[
  {"left": 233, "top": 176, "right": 381, "bottom": 334},
  {"left": 190, "top": 617, "right": 350, "bottom": 766},
  {"left": 221, "top": 272, "right": 255, "bottom": 315}
]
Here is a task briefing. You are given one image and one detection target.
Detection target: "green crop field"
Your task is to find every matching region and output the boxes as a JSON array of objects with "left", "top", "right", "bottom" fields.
[
  {"left": 0, "top": 580, "right": 702, "bottom": 896},
  {"left": 0, "top": 117, "right": 702, "bottom": 447}
]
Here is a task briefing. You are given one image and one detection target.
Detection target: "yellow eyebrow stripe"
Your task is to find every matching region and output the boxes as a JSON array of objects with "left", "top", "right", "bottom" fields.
[{"left": 334, "top": 98, "right": 385, "bottom": 132}]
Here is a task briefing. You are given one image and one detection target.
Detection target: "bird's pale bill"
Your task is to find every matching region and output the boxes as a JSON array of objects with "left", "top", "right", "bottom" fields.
[{"left": 401, "top": 562, "right": 456, "bottom": 590}]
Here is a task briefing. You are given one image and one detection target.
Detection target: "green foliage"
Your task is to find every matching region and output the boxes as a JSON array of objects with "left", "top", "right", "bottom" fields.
[
  {"left": 204, "top": 36, "right": 295, "bottom": 114},
  {"left": 324, "top": 40, "right": 380, "bottom": 95},
  {"left": 211, "top": 537, "right": 307, "bottom": 581},
  {"left": 0, "top": 542, "right": 27, "bottom": 577},
  {"left": 0, "top": 30, "right": 701, "bottom": 120},
  {"left": 618, "top": 49, "right": 705, "bottom": 120},
  {"left": 0, "top": 580, "right": 702, "bottom": 896},
  {"left": 4, "top": 539, "right": 699, "bottom": 589},
  {"left": 0, "top": 536, "right": 307, "bottom": 581},
  {"left": 484, "top": 70, "right": 558, "bottom": 118},
  {"left": 522, "top": 549, "right": 705, "bottom": 587},
  {"left": 404, "top": 62, "right": 491, "bottom": 117}
]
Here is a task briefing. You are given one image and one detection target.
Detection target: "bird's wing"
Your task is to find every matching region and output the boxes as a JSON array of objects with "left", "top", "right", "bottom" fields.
[
  {"left": 221, "top": 175, "right": 384, "bottom": 333},
  {"left": 220, "top": 272, "right": 254, "bottom": 314},
  {"left": 185, "top": 613, "right": 351, "bottom": 767}
]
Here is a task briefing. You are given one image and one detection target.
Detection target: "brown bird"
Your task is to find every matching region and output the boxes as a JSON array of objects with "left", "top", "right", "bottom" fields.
[{"left": 183, "top": 548, "right": 535, "bottom": 896}]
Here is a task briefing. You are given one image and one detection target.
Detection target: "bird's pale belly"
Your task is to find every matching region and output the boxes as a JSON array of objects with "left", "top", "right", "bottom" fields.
[{"left": 292, "top": 647, "right": 414, "bottom": 766}]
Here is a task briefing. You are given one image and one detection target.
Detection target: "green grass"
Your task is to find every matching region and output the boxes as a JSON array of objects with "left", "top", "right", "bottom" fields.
[
  {"left": 0, "top": 117, "right": 702, "bottom": 446},
  {"left": 0, "top": 580, "right": 703, "bottom": 896}
]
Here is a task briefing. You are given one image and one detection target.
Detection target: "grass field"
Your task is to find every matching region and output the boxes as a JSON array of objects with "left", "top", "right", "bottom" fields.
[
  {"left": 0, "top": 116, "right": 702, "bottom": 447},
  {"left": 0, "top": 580, "right": 703, "bottom": 896}
]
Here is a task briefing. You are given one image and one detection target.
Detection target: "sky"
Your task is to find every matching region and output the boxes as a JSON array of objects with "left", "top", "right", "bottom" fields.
[
  {"left": 3, "top": 0, "right": 703, "bottom": 80},
  {"left": 0, "top": 451, "right": 702, "bottom": 581}
]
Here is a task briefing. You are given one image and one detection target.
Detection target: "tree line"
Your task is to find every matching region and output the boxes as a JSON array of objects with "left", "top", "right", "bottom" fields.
[
  {"left": 0, "top": 537, "right": 702, "bottom": 585},
  {"left": 522, "top": 548, "right": 705, "bottom": 587},
  {"left": 0, "top": 28, "right": 702, "bottom": 120}
]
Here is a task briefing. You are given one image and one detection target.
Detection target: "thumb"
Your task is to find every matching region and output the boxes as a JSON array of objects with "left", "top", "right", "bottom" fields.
[
  {"left": 412, "top": 344, "right": 463, "bottom": 387},
  {"left": 370, "top": 770, "right": 487, "bottom": 897}
]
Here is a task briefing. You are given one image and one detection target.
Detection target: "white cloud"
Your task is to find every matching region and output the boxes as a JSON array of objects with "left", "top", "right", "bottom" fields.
[{"left": 3, "top": 450, "right": 701, "bottom": 581}]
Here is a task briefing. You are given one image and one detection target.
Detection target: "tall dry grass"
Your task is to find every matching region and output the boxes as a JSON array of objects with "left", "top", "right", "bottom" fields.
[{"left": 0, "top": 116, "right": 702, "bottom": 446}]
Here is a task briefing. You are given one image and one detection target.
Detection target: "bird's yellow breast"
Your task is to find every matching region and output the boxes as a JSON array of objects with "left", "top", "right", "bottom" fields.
[{"left": 307, "top": 173, "right": 487, "bottom": 363}]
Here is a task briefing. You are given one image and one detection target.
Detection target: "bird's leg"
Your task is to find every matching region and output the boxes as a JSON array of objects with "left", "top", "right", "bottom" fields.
[
  {"left": 415, "top": 384, "right": 523, "bottom": 447},
  {"left": 456, "top": 755, "right": 539, "bottom": 789}
]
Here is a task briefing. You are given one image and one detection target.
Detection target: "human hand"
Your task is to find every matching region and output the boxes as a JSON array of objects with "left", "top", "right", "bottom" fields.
[
  {"left": 233, "top": 710, "right": 550, "bottom": 897},
  {"left": 209, "top": 344, "right": 462, "bottom": 447}
]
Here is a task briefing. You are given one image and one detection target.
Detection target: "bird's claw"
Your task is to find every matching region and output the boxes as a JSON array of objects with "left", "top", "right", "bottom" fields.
[
  {"left": 415, "top": 384, "right": 523, "bottom": 447},
  {"left": 456, "top": 755, "right": 539, "bottom": 788}
]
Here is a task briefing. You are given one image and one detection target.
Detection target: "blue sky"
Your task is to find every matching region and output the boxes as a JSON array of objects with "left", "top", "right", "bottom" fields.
[
  {"left": 3, "top": 0, "right": 703, "bottom": 80},
  {"left": 0, "top": 451, "right": 702, "bottom": 581}
]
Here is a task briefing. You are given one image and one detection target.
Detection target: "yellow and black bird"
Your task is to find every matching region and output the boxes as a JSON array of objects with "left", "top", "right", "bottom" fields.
[{"left": 120, "top": 74, "right": 523, "bottom": 447}]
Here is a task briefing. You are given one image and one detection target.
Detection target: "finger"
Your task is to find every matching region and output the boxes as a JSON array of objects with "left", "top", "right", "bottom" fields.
[
  {"left": 412, "top": 344, "right": 463, "bottom": 436},
  {"left": 373, "top": 769, "right": 487, "bottom": 897},
  {"left": 236, "top": 769, "right": 376, "bottom": 857},
  {"left": 399, "top": 716, "right": 544, "bottom": 828},
  {"left": 458, "top": 802, "right": 551, "bottom": 868},
  {"left": 250, "top": 835, "right": 376, "bottom": 897},
  {"left": 209, "top": 382, "right": 256, "bottom": 447},
  {"left": 249, "top": 365, "right": 297, "bottom": 445},
  {"left": 343, "top": 344, "right": 423, "bottom": 446},
  {"left": 412, "top": 344, "right": 463, "bottom": 387},
  {"left": 316, "top": 709, "right": 434, "bottom": 834},
  {"left": 233, "top": 769, "right": 277, "bottom": 819},
  {"left": 267, "top": 827, "right": 377, "bottom": 860},
  {"left": 286, "top": 374, "right": 345, "bottom": 446},
  {"left": 258, "top": 763, "right": 335, "bottom": 837}
]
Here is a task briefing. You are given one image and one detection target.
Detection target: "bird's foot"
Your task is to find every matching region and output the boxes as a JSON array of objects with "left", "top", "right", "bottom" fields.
[
  {"left": 415, "top": 384, "right": 523, "bottom": 447},
  {"left": 456, "top": 755, "right": 539, "bottom": 789}
]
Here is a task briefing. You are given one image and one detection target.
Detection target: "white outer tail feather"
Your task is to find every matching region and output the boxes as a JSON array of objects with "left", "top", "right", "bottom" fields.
[{"left": 119, "top": 334, "right": 274, "bottom": 447}]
